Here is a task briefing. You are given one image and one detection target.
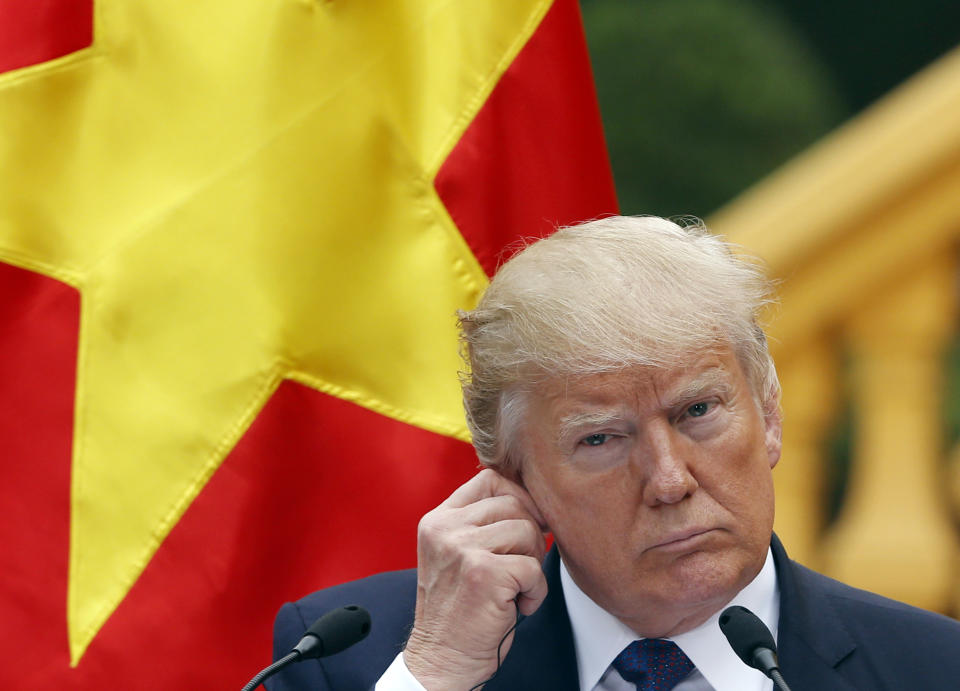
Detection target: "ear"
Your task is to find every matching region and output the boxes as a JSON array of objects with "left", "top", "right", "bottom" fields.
[
  {"left": 762, "top": 397, "right": 782, "bottom": 469},
  {"left": 495, "top": 461, "right": 551, "bottom": 535},
  {"left": 497, "top": 445, "right": 527, "bottom": 486},
  {"left": 481, "top": 457, "right": 525, "bottom": 490}
]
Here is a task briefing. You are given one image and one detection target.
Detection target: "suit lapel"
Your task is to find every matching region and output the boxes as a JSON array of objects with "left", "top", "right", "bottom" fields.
[
  {"left": 484, "top": 547, "right": 580, "bottom": 691},
  {"left": 482, "top": 536, "right": 868, "bottom": 690},
  {"left": 771, "top": 535, "right": 859, "bottom": 690}
]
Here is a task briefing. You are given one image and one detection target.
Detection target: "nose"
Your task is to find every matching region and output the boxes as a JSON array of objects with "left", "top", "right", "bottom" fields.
[{"left": 640, "top": 424, "right": 699, "bottom": 506}]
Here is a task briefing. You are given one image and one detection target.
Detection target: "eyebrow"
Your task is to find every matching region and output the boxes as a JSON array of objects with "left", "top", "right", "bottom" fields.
[
  {"left": 666, "top": 368, "right": 734, "bottom": 407},
  {"left": 556, "top": 410, "right": 627, "bottom": 446},
  {"left": 552, "top": 367, "right": 736, "bottom": 445}
]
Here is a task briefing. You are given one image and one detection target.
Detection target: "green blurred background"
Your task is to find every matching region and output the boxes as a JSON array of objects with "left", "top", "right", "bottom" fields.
[{"left": 581, "top": 0, "right": 960, "bottom": 218}]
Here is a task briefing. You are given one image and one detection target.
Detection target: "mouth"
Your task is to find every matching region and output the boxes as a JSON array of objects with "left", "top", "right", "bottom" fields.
[{"left": 648, "top": 527, "right": 716, "bottom": 553}]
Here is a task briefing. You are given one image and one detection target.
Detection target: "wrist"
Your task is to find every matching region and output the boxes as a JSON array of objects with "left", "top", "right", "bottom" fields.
[{"left": 403, "top": 628, "right": 492, "bottom": 691}]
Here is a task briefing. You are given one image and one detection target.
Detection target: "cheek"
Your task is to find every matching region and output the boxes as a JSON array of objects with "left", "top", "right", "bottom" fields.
[
  {"left": 727, "top": 449, "right": 776, "bottom": 537},
  {"left": 711, "top": 415, "right": 770, "bottom": 472},
  {"left": 696, "top": 424, "right": 775, "bottom": 515}
]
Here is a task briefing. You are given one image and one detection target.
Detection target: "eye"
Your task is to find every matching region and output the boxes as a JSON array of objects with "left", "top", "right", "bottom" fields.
[
  {"left": 686, "top": 402, "right": 711, "bottom": 418},
  {"left": 581, "top": 433, "right": 611, "bottom": 447}
]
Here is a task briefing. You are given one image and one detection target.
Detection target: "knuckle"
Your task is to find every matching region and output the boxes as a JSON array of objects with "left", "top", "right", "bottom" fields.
[
  {"left": 475, "top": 468, "right": 501, "bottom": 493},
  {"left": 503, "top": 494, "right": 523, "bottom": 513},
  {"left": 476, "top": 468, "right": 498, "bottom": 483},
  {"left": 519, "top": 556, "right": 544, "bottom": 582},
  {"left": 520, "top": 517, "right": 536, "bottom": 537},
  {"left": 460, "top": 552, "right": 493, "bottom": 586},
  {"left": 417, "top": 512, "right": 450, "bottom": 546},
  {"left": 522, "top": 520, "right": 541, "bottom": 547},
  {"left": 417, "top": 513, "right": 437, "bottom": 539},
  {"left": 494, "top": 494, "right": 524, "bottom": 519}
]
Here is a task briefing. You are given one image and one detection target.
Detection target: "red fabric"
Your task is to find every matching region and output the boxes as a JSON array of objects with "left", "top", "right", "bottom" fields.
[
  {"left": 0, "top": 0, "right": 618, "bottom": 685},
  {"left": 0, "top": 0, "right": 93, "bottom": 74},
  {"left": 435, "top": 0, "right": 619, "bottom": 276},
  {"left": 0, "top": 263, "right": 77, "bottom": 685},
  {"left": 2, "top": 378, "right": 477, "bottom": 688}
]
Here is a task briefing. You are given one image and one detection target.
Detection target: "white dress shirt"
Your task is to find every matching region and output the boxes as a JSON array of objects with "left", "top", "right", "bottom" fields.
[
  {"left": 376, "top": 549, "right": 779, "bottom": 691},
  {"left": 562, "top": 548, "right": 779, "bottom": 691}
]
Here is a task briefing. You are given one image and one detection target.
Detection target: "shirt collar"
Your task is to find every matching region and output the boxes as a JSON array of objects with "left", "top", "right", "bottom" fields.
[{"left": 560, "top": 548, "right": 779, "bottom": 691}]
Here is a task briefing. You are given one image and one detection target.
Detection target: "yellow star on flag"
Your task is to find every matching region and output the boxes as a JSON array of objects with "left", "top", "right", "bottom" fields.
[{"left": 0, "top": 0, "right": 551, "bottom": 664}]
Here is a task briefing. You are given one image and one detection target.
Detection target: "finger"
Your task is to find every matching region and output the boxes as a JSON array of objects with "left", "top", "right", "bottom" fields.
[
  {"left": 442, "top": 469, "right": 547, "bottom": 528},
  {"left": 468, "top": 519, "right": 547, "bottom": 560},
  {"left": 496, "top": 554, "right": 549, "bottom": 616},
  {"left": 455, "top": 494, "right": 544, "bottom": 529},
  {"left": 442, "top": 469, "right": 528, "bottom": 509},
  {"left": 416, "top": 504, "right": 545, "bottom": 568}
]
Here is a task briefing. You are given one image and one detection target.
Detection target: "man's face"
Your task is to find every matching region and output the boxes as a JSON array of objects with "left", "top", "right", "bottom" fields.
[{"left": 518, "top": 347, "right": 781, "bottom": 637}]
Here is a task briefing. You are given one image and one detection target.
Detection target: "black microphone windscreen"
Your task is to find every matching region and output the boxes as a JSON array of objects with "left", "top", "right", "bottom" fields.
[
  {"left": 298, "top": 605, "right": 372, "bottom": 659},
  {"left": 718, "top": 605, "right": 776, "bottom": 670}
]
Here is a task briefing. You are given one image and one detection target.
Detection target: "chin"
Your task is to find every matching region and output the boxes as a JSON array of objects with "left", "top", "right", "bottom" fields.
[{"left": 650, "top": 548, "right": 758, "bottom": 610}]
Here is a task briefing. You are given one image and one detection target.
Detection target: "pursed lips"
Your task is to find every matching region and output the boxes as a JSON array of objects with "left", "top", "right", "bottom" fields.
[{"left": 646, "top": 527, "right": 716, "bottom": 552}]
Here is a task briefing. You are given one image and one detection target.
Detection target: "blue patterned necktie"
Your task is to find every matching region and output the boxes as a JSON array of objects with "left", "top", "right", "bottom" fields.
[{"left": 612, "top": 639, "right": 695, "bottom": 690}]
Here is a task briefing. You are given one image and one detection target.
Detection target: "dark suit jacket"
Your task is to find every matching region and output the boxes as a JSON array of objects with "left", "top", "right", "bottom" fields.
[{"left": 267, "top": 536, "right": 960, "bottom": 690}]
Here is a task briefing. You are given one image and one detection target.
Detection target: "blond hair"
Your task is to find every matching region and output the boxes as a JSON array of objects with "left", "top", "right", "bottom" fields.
[{"left": 458, "top": 215, "right": 778, "bottom": 471}]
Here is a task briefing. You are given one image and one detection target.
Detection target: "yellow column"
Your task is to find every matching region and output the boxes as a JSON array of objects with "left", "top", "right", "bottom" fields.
[
  {"left": 822, "top": 256, "right": 958, "bottom": 611},
  {"left": 773, "top": 339, "right": 838, "bottom": 567},
  {"left": 950, "top": 443, "right": 960, "bottom": 614}
]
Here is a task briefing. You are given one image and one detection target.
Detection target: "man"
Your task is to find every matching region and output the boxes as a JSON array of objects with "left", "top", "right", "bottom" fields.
[{"left": 269, "top": 216, "right": 960, "bottom": 690}]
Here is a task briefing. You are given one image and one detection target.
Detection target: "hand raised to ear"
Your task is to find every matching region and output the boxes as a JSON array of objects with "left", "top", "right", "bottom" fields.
[{"left": 403, "top": 469, "right": 550, "bottom": 691}]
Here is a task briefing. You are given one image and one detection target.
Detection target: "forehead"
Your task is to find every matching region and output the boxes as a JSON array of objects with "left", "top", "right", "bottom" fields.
[{"left": 530, "top": 349, "right": 746, "bottom": 418}]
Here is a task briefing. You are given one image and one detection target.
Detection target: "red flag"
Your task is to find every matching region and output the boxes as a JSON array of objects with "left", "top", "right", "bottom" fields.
[{"left": 0, "top": 0, "right": 617, "bottom": 686}]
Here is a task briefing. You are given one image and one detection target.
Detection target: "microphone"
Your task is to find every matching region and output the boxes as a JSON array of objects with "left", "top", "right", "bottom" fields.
[
  {"left": 241, "top": 605, "right": 371, "bottom": 691},
  {"left": 718, "top": 605, "right": 792, "bottom": 691},
  {"left": 293, "top": 604, "right": 372, "bottom": 659}
]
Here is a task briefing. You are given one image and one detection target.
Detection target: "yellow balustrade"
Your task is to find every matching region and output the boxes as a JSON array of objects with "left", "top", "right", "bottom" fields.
[
  {"left": 822, "top": 257, "right": 958, "bottom": 610},
  {"left": 711, "top": 45, "right": 960, "bottom": 614},
  {"left": 773, "top": 340, "right": 838, "bottom": 568}
]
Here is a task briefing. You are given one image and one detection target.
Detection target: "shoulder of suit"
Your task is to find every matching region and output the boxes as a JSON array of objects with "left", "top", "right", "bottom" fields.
[
  {"left": 290, "top": 568, "right": 418, "bottom": 618},
  {"left": 790, "top": 559, "right": 960, "bottom": 636}
]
